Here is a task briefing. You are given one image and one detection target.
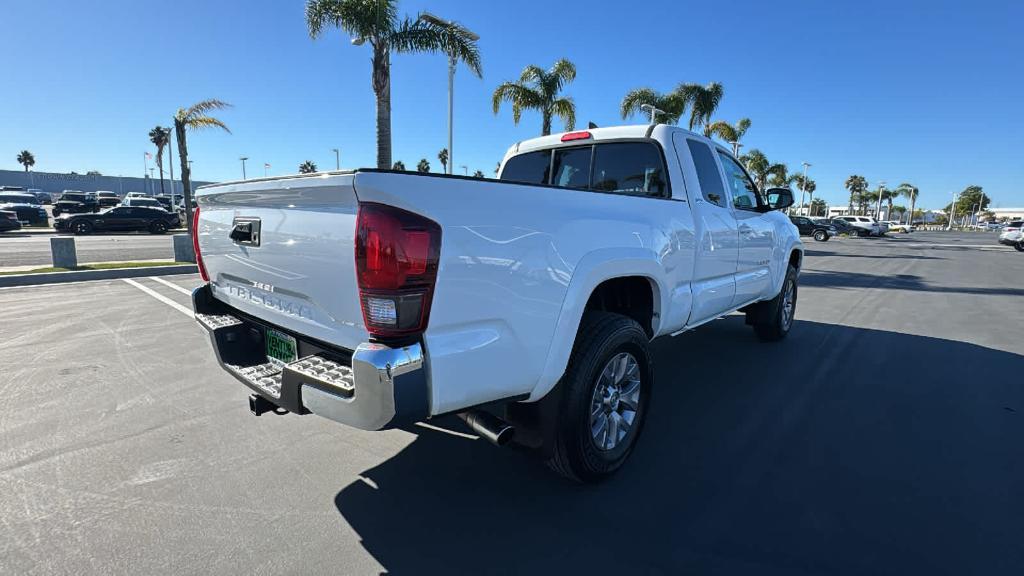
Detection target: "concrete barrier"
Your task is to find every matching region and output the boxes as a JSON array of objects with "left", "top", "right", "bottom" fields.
[
  {"left": 172, "top": 234, "right": 195, "bottom": 263},
  {"left": 50, "top": 236, "right": 77, "bottom": 268},
  {"left": 0, "top": 264, "right": 199, "bottom": 288}
]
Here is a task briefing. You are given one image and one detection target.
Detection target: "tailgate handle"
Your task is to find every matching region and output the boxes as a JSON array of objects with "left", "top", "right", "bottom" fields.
[{"left": 230, "top": 218, "right": 261, "bottom": 246}]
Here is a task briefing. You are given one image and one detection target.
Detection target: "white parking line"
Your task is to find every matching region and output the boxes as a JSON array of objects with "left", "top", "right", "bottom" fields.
[
  {"left": 150, "top": 276, "right": 194, "bottom": 296},
  {"left": 121, "top": 278, "right": 193, "bottom": 317}
]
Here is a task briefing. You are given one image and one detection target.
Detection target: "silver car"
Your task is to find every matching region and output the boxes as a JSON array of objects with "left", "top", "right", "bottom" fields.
[{"left": 998, "top": 221, "right": 1022, "bottom": 247}]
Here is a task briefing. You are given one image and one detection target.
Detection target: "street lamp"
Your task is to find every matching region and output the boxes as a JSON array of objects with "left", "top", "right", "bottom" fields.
[
  {"left": 240, "top": 157, "right": 249, "bottom": 180},
  {"left": 875, "top": 180, "right": 886, "bottom": 220},
  {"left": 418, "top": 12, "right": 479, "bottom": 175},
  {"left": 947, "top": 190, "right": 958, "bottom": 230},
  {"left": 639, "top": 104, "right": 665, "bottom": 124},
  {"left": 332, "top": 148, "right": 340, "bottom": 170},
  {"left": 460, "top": 165, "right": 468, "bottom": 176},
  {"left": 729, "top": 141, "right": 743, "bottom": 157},
  {"left": 799, "top": 162, "right": 811, "bottom": 216}
]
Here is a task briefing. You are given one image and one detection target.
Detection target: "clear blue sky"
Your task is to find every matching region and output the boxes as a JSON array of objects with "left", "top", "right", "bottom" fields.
[{"left": 2, "top": 0, "right": 1022, "bottom": 210}]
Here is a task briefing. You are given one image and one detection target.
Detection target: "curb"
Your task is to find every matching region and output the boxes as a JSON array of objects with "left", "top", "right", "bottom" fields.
[{"left": 0, "top": 264, "right": 198, "bottom": 288}]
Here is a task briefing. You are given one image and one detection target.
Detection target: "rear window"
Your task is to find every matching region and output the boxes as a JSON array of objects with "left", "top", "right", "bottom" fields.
[
  {"left": 500, "top": 141, "right": 668, "bottom": 198},
  {"left": 1008, "top": 221, "right": 1023, "bottom": 227},
  {"left": 0, "top": 194, "right": 35, "bottom": 203}
]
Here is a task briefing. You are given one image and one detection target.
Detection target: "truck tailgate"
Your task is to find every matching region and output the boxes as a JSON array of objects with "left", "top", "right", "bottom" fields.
[{"left": 195, "top": 173, "right": 367, "bottom": 351}]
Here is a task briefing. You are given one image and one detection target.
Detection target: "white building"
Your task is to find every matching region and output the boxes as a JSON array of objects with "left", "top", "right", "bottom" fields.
[{"left": 989, "top": 207, "right": 1024, "bottom": 220}]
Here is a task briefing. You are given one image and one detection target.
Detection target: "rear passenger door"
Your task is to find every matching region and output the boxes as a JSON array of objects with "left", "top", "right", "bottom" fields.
[{"left": 674, "top": 135, "right": 738, "bottom": 324}]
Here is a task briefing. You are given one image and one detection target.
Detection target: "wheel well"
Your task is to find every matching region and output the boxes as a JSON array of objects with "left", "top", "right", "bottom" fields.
[
  {"left": 584, "top": 277, "right": 655, "bottom": 338},
  {"left": 789, "top": 250, "right": 802, "bottom": 271}
]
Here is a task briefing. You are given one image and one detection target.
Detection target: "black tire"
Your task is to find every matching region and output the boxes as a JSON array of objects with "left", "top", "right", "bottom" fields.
[
  {"left": 1015, "top": 240, "right": 1024, "bottom": 252},
  {"left": 51, "top": 208, "right": 61, "bottom": 217},
  {"left": 71, "top": 220, "right": 93, "bottom": 235},
  {"left": 749, "top": 264, "right": 798, "bottom": 342},
  {"left": 813, "top": 230, "right": 829, "bottom": 242},
  {"left": 149, "top": 221, "right": 168, "bottom": 234},
  {"left": 546, "top": 312, "right": 652, "bottom": 483}
]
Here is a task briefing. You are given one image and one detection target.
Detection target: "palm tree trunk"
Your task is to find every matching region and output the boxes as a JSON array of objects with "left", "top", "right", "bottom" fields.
[
  {"left": 373, "top": 45, "right": 392, "bottom": 169},
  {"left": 848, "top": 194, "right": 853, "bottom": 216},
  {"left": 158, "top": 159, "right": 166, "bottom": 196},
  {"left": 909, "top": 197, "right": 917, "bottom": 225},
  {"left": 174, "top": 120, "right": 195, "bottom": 236},
  {"left": 541, "top": 111, "right": 552, "bottom": 136}
]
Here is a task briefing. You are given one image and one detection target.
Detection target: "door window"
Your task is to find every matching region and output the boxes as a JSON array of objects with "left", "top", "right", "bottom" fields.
[
  {"left": 591, "top": 142, "right": 667, "bottom": 197},
  {"left": 717, "top": 151, "right": 760, "bottom": 210},
  {"left": 500, "top": 151, "right": 550, "bottom": 185},
  {"left": 686, "top": 140, "right": 726, "bottom": 207},
  {"left": 551, "top": 147, "right": 592, "bottom": 189}
]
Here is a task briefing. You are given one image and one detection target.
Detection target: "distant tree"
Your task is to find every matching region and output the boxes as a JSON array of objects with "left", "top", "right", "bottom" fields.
[
  {"left": 896, "top": 183, "right": 920, "bottom": 225},
  {"left": 620, "top": 87, "right": 686, "bottom": 124},
  {"left": 494, "top": 161, "right": 501, "bottom": 175},
  {"left": 392, "top": 160, "right": 406, "bottom": 171},
  {"left": 809, "top": 198, "right": 827, "bottom": 217},
  {"left": 472, "top": 170, "right": 484, "bottom": 178},
  {"left": 16, "top": 150, "right": 35, "bottom": 172},
  {"left": 742, "top": 149, "right": 786, "bottom": 190},
  {"left": 416, "top": 158, "right": 430, "bottom": 173},
  {"left": 306, "top": 0, "right": 481, "bottom": 169},
  {"left": 174, "top": 99, "right": 232, "bottom": 234},
  {"left": 148, "top": 126, "right": 171, "bottom": 195},
  {"left": 86, "top": 170, "right": 102, "bottom": 176},
  {"left": 707, "top": 118, "right": 751, "bottom": 154},
  {"left": 676, "top": 82, "right": 724, "bottom": 133},
  {"left": 791, "top": 173, "right": 816, "bottom": 214},
  {"left": 944, "top": 185, "right": 988, "bottom": 219},
  {"left": 298, "top": 160, "right": 318, "bottom": 174},
  {"left": 768, "top": 163, "right": 793, "bottom": 188},
  {"left": 437, "top": 148, "right": 448, "bottom": 174},
  {"left": 493, "top": 58, "right": 576, "bottom": 135},
  {"left": 844, "top": 175, "right": 868, "bottom": 215}
]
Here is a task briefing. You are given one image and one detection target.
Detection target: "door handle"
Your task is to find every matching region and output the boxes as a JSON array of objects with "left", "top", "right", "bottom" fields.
[{"left": 230, "top": 218, "right": 261, "bottom": 246}]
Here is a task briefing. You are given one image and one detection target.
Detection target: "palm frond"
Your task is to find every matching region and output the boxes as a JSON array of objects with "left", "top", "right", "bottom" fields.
[
  {"left": 551, "top": 97, "right": 576, "bottom": 132},
  {"left": 185, "top": 116, "right": 232, "bottom": 134},
  {"left": 734, "top": 118, "right": 751, "bottom": 139},
  {"left": 404, "top": 16, "right": 482, "bottom": 77},
  {"left": 518, "top": 64, "right": 546, "bottom": 85},
  {"left": 706, "top": 120, "right": 736, "bottom": 141},
  {"left": 620, "top": 88, "right": 658, "bottom": 120},
  {"left": 492, "top": 81, "right": 543, "bottom": 124},
  {"left": 549, "top": 58, "right": 576, "bottom": 90},
  {"left": 178, "top": 99, "right": 232, "bottom": 122},
  {"left": 306, "top": 0, "right": 397, "bottom": 41}
]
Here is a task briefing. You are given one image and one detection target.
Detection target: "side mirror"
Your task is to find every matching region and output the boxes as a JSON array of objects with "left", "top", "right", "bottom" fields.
[{"left": 765, "top": 188, "right": 794, "bottom": 211}]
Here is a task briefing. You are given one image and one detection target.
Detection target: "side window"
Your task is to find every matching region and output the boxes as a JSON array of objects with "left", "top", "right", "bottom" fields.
[
  {"left": 499, "top": 151, "right": 550, "bottom": 185},
  {"left": 717, "top": 151, "right": 760, "bottom": 210},
  {"left": 591, "top": 142, "right": 667, "bottom": 197},
  {"left": 686, "top": 140, "right": 726, "bottom": 207},
  {"left": 551, "top": 147, "right": 591, "bottom": 189}
]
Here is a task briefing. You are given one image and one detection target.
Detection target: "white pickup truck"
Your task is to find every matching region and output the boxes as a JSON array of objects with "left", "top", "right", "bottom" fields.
[{"left": 192, "top": 124, "right": 803, "bottom": 482}]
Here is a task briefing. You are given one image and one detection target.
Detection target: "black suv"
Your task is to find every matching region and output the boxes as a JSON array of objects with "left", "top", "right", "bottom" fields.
[
  {"left": 96, "top": 191, "right": 121, "bottom": 208},
  {"left": 52, "top": 191, "right": 100, "bottom": 217},
  {"left": 790, "top": 216, "right": 834, "bottom": 242},
  {"left": 0, "top": 192, "right": 49, "bottom": 226},
  {"left": 54, "top": 206, "right": 180, "bottom": 235}
]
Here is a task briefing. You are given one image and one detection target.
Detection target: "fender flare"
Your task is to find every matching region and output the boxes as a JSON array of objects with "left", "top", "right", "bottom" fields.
[{"left": 528, "top": 247, "right": 667, "bottom": 401}]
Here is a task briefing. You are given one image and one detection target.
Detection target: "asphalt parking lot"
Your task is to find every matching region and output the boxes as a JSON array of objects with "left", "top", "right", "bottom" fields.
[{"left": 1, "top": 231, "right": 1022, "bottom": 575}]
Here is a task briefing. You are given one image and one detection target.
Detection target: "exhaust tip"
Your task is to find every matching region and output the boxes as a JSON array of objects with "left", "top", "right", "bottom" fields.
[{"left": 458, "top": 410, "right": 515, "bottom": 447}]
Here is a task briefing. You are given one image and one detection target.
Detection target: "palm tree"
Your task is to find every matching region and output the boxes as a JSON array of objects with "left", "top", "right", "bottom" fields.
[
  {"left": 472, "top": 169, "right": 484, "bottom": 178},
  {"left": 792, "top": 173, "right": 817, "bottom": 215},
  {"left": 896, "top": 182, "right": 920, "bottom": 225},
  {"left": 299, "top": 160, "right": 318, "bottom": 174},
  {"left": 768, "top": 163, "right": 793, "bottom": 188},
  {"left": 306, "top": 0, "right": 482, "bottom": 169},
  {"left": 437, "top": 148, "right": 448, "bottom": 173},
  {"left": 174, "top": 99, "right": 232, "bottom": 234},
  {"left": 620, "top": 88, "right": 686, "bottom": 124},
  {"left": 742, "top": 149, "right": 786, "bottom": 190},
  {"left": 16, "top": 150, "right": 35, "bottom": 172},
  {"left": 844, "top": 175, "right": 868, "bottom": 216},
  {"left": 706, "top": 118, "right": 751, "bottom": 155},
  {"left": 675, "top": 82, "right": 724, "bottom": 132},
  {"left": 148, "top": 126, "right": 170, "bottom": 195},
  {"left": 392, "top": 160, "right": 406, "bottom": 171},
  {"left": 416, "top": 158, "right": 430, "bottom": 173},
  {"left": 492, "top": 58, "right": 576, "bottom": 135}
]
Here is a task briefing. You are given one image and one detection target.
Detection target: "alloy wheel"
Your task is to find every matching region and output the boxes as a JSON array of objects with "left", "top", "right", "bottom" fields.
[{"left": 589, "top": 352, "right": 642, "bottom": 451}]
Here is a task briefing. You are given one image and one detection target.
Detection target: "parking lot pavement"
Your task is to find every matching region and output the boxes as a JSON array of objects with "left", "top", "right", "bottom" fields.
[
  {"left": 0, "top": 233, "right": 178, "bottom": 268},
  {"left": 1, "top": 232, "right": 1022, "bottom": 575}
]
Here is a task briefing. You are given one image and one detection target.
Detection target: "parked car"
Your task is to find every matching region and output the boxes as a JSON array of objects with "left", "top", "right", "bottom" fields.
[
  {"left": 26, "top": 189, "right": 52, "bottom": 204},
  {"left": 125, "top": 192, "right": 148, "bottom": 199},
  {"left": 835, "top": 215, "right": 880, "bottom": 236},
  {"left": 120, "top": 196, "right": 166, "bottom": 209},
  {"left": 790, "top": 216, "right": 834, "bottom": 241},
  {"left": 883, "top": 220, "right": 913, "bottom": 233},
  {"left": 51, "top": 191, "right": 99, "bottom": 217},
  {"left": 998, "top": 220, "right": 1023, "bottom": 246},
  {"left": 0, "top": 209, "right": 22, "bottom": 232},
  {"left": 873, "top": 218, "right": 889, "bottom": 235},
  {"left": 54, "top": 206, "right": 180, "bottom": 235},
  {"left": 192, "top": 124, "right": 805, "bottom": 482},
  {"left": 823, "top": 218, "right": 856, "bottom": 235},
  {"left": 96, "top": 191, "right": 120, "bottom": 208},
  {"left": 0, "top": 192, "right": 48, "bottom": 226}
]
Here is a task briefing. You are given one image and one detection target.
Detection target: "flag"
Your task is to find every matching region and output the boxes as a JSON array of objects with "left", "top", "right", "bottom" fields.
[
  {"left": 145, "top": 152, "right": 152, "bottom": 158},
  {"left": 264, "top": 163, "right": 271, "bottom": 168}
]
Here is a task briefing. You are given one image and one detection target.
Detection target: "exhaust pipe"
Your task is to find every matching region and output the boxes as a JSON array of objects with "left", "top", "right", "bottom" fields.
[{"left": 458, "top": 410, "right": 515, "bottom": 446}]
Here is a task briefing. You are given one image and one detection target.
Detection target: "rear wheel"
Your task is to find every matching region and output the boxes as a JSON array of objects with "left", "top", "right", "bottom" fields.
[
  {"left": 748, "top": 264, "right": 798, "bottom": 342},
  {"left": 149, "top": 221, "right": 168, "bottom": 234},
  {"left": 71, "top": 220, "right": 93, "bottom": 235},
  {"left": 1015, "top": 240, "right": 1024, "bottom": 252},
  {"left": 545, "top": 312, "right": 652, "bottom": 483},
  {"left": 52, "top": 208, "right": 61, "bottom": 217},
  {"left": 813, "top": 230, "right": 829, "bottom": 242}
]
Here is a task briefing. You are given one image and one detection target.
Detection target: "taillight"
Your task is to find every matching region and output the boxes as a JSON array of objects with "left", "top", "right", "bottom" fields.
[
  {"left": 355, "top": 203, "right": 441, "bottom": 339},
  {"left": 192, "top": 206, "right": 209, "bottom": 282}
]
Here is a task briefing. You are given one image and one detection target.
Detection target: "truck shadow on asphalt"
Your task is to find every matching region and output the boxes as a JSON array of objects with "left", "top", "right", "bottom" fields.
[{"left": 333, "top": 318, "right": 1023, "bottom": 575}]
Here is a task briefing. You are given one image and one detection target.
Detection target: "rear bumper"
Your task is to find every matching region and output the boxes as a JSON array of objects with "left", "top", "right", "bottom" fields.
[{"left": 192, "top": 283, "right": 428, "bottom": 430}]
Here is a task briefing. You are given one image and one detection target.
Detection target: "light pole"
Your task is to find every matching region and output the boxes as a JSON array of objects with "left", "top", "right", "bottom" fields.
[
  {"left": 639, "top": 103, "right": 665, "bottom": 124},
  {"left": 947, "top": 190, "right": 958, "bottom": 230},
  {"left": 460, "top": 165, "right": 468, "bottom": 176},
  {"left": 143, "top": 152, "right": 150, "bottom": 194},
  {"left": 240, "top": 157, "right": 249, "bottom": 180},
  {"left": 264, "top": 163, "right": 270, "bottom": 178},
  {"left": 332, "top": 148, "right": 340, "bottom": 170},
  {"left": 167, "top": 129, "right": 176, "bottom": 203},
  {"left": 729, "top": 141, "right": 743, "bottom": 157},
  {"left": 419, "top": 12, "right": 479, "bottom": 175},
  {"left": 799, "top": 162, "right": 811, "bottom": 216},
  {"left": 149, "top": 168, "right": 155, "bottom": 195},
  {"left": 875, "top": 181, "right": 886, "bottom": 220}
]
